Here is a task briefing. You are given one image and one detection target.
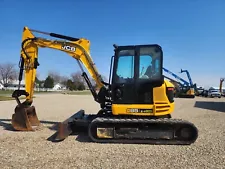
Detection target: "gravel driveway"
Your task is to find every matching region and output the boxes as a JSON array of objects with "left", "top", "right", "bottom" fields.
[{"left": 0, "top": 94, "right": 224, "bottom": 169}]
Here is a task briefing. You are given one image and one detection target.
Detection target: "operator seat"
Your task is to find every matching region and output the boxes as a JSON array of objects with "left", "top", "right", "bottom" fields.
[{"left": 144, "top": 65, "right": 152, "bottom": 78}]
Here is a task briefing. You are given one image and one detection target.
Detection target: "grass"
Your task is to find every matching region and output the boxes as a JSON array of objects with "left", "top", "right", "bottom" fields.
[
  {"left": 0, "top": 96, "right": 30, "bottom": 101},
  {"left": 0, "top": 96, "right": 15, "bottom": 101},
  {"left": 62, "top": 90, "right": 92, "bottom": 95},
  {"left": 0, "top": 90, "right": 60, "bottom": 94},
  {"left": 0, "top": 90, "right": 13, "bottom": 95},
  {"left": 0, "top": 90, "right": 92, "bottom": 101},
  {"left": 0, "top": 90, "right": 15, "bottom": 101},
  {"left": 0, "top": 90, "right": 39, "bottom": 101}
]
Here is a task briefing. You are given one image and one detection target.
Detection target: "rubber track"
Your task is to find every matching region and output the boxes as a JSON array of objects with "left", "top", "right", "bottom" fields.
[{"left": 88, "top": 117, "right": 198, "bottom": 145}]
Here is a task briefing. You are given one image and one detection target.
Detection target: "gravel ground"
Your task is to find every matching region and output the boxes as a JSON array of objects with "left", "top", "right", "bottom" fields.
[{"left": 0, "top": 94, "right": 225, "bottom": 169}]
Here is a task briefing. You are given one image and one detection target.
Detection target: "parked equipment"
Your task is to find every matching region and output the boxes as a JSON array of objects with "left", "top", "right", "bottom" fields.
[
  {"left": 163, "top": 68, "right": 195, "bottom": 98},
  {"left": 11, "top": 26, "right": 198, "bottom": 145},
  {"left": 180, "top": 69, "right": 204, "bottom": 96},
  {"left": 162, "top": 75, "right": 182, "bottom": 97},
  {"left": 208, "top": 89, "right": 221, "bottom": 98}
]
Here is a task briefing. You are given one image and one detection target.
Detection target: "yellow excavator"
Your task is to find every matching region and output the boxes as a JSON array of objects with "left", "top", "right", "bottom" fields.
[{"left": 11, "top": 26, "right": 198, "bottom": 145}]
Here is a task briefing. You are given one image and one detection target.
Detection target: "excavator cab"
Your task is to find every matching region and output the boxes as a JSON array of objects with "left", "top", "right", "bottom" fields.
[
  {"left": 92, "top": 44, "right": 167, "bottom": 117},
  {"left": 110, "top": 44, "right": 164, "bottom": 108}
]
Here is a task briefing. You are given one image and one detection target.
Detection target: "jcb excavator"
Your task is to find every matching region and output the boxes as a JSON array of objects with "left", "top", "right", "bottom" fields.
[{"left": 11, "top": 26, "right": 198, "bottom": 145}]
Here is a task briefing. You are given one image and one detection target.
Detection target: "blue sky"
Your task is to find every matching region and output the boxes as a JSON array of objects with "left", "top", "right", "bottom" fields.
[{"left": 0, "top": 0, "right": 225, "bottom": 88}]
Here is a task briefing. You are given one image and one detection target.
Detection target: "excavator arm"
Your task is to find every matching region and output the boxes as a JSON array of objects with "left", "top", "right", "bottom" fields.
[
  {"left": 12, "top": 27, "right": 105, "bottom": 106},
  {"left": 11, "top": 26, "right": 108, "bottom": 132}
]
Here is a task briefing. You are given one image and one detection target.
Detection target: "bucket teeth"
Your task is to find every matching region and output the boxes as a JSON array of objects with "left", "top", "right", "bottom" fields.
[{"left": 11, "top": 105, "right": 42, "bottom": 131}]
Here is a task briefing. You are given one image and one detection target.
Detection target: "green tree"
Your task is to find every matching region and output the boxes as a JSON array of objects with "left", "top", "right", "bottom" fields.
[
  {"left": 44, "top": 76, "right": 54, "bottom": 88},
  {"left": 35, "top": 77, "right": 44, "bottom": 88},
  {"left": 66, "top": 79, "right": 76, "bottom": 90},
  {"left": 70, "top": 71, "right": 86, "bottom": 91},
  {"left": 75, "top": 81, "right": 85, "bottom": 91}
]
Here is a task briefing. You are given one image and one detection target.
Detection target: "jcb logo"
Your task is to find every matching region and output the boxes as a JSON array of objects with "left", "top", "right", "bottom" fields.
[{"left": 62, "top": 45, "right": 76, "bottom": 52}]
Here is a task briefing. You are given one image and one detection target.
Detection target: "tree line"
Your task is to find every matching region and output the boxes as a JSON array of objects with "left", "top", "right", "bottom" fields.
[
  {"left": 0, "top": 62, "right": 107, "bottom": 91},
  {"left": 36, "top": 71, "right": 87, "bottom": 91}
]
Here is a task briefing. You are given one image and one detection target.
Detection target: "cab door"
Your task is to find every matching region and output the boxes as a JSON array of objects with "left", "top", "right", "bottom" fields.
[{"left": 111, "top": 47, "right": 137, "bottom": 104}]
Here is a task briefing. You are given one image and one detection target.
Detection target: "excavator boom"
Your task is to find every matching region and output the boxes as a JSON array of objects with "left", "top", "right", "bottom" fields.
[
  {"left": 11, "top": 27, "right": 105, "bottom": 131},
  {"left": 16, "top": 27, "right": 104, "bottom": 99}
]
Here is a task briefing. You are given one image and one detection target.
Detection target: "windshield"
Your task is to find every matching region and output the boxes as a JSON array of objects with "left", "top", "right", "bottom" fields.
[
  {"left": 115, "top": 45, "right": 162, "bottom": 83},
  {"left": 139, "top": 47, "right": 162, "bottom": 80},
  {"left": 115, "top": 49, "right": 135, "bottom": 82}
]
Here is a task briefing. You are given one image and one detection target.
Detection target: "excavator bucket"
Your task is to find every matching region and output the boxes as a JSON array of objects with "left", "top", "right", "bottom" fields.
[{"left": 12, "top": 105, "right": 41, "bottom": 131}]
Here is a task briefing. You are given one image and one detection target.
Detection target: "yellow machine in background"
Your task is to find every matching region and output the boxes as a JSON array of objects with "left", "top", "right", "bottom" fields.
[
  {"left": 11, "top": 26, "right": 198, "bottom": 145},
  {"left": 163, "top": 68, "right": 195, "bottom": 98},
  {"left": 164, "top": 76, "right": 195, "bottom": 98}
]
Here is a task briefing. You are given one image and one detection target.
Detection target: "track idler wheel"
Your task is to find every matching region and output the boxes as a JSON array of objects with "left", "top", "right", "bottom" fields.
[
  {"left": 12, "top": 105, "right": 41, "bottom": 131},
  {"left": 176, "top": 127, "right": 196, "bottom": 141}
]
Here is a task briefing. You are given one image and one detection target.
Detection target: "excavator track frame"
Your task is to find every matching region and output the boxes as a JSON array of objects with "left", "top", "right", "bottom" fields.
[
  {"left": 88, "top": 117, "right": 198, "bottom": 145},
  {"left": 52, "top": 110, "right": 198, "bottom": 145}
]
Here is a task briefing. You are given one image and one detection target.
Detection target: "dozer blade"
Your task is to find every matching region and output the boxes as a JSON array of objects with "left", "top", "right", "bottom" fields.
[
  {"left": 53, "top": 110, "right": 86, "bottom": 142},
  {"left": 88, "top": 117, "right": 198, "bottom": 145},
  {"left": 12, "top": 105, "right": 41, "bottom": 131},
  {"left": 51, "top": 110, "right": 97, "bottom": 142},
  {"left": 54, "top": 121, "right": 73, "bottom": 142}
]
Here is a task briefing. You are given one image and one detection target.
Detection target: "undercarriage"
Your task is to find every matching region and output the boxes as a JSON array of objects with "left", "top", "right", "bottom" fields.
[{"left": 52, "top": 109, "right": 198, "bottom": 145}]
